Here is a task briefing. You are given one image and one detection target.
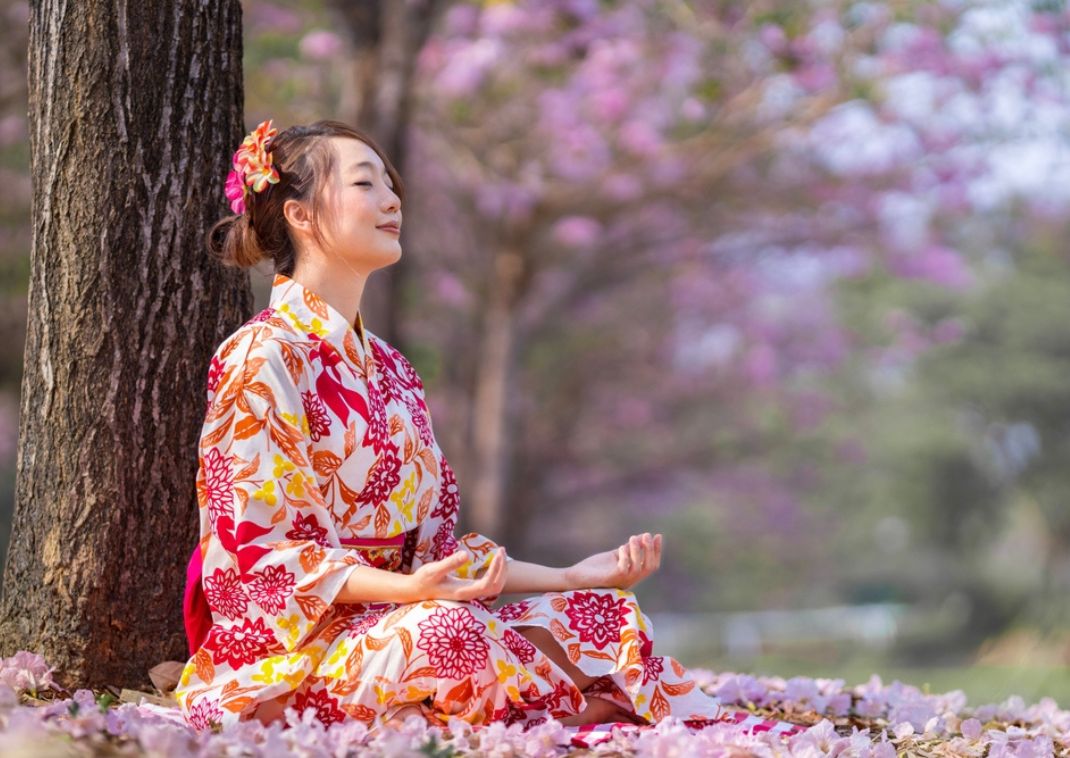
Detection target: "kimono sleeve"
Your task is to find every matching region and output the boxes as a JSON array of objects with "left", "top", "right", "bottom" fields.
[{"left": 198, "top": 327, "right": 371, "bottom": 653}]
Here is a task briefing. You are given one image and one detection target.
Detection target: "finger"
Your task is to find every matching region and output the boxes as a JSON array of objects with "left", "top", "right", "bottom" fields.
[
  {"left": 652, "top": 533, "right": 663, "bottom": 570},
  {"left": 628, "top": 536, "right": 643, "bottom": 575},
  {"left": 434, "top": 550, "right": 470, "bottom": 578},
  {"left": 617, "top": 545, "right": 630, "bottom": 576}
]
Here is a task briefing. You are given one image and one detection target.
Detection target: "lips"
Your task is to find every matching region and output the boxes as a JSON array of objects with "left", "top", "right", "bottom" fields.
[{"left": 377, "top": 222, "right": 400, "bottom": 233}]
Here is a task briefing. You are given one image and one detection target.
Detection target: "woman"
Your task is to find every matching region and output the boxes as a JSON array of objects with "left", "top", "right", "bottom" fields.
[{"left": 176, "top": 119, "right": 807, "bottom": 738}]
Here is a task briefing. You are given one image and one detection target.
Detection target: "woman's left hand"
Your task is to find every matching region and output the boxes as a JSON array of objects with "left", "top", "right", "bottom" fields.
[{"left": 563, "top": 533, "right": 662, "bottom": 591}]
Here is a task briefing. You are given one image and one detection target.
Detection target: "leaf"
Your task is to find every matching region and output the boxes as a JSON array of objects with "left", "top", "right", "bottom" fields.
[
  {"left": 279, "top": 342, "right": 303, "bottom": 387},
  {"left": 398, "top": 627, "right": 413, "bottom": 658},
  {"left": 583, "top": 649, "right": 617, "bottom": 662},
  {"left": 417, "top": 448, "right": 438, "bottom": 478},
  {"left": 404, "top": 666, "right": 438, "bottom": 680},
  {"left": 343, "top": 333, "right": 363, "bottom": 367},
  {"left": 341, "top": 703, "right": 377, "bottom": 722},
  {"left": 550, "top": 597, "right": 568, "bottom": 613},
  {"left": 244, "top": 381, "right": 277, "bottom": 406},
  {"left": 233, "top": 415, "right": 267, "bottom": 440},
  {"left": 567, "top": 643, "right": 581, "bottom": 664},
  {"left": 270, "top": 505, "right": 287, "bottom": 525},
  {"left": 268, "top": 413, "right": 309, "bottom": 468},
  {"left": 374, "top": 504, "right": 390, "bottom": 536},
  {"left": 200, "top": 416, "right": 234, "bottom": 448},
  {"left": 241, "top": 356, "right": 267, "bottom": 385},
  {"left": 651, "top": 686, "right": 671, "bottom": 721},
  {"left": 364, "top": 634, "right": 391, "bottom": 651},
  {"left": 194, "top": 649, "right": 214, "bottom": 684},
  {"left": 440, "top": 678, "right": 473, "bottom": 707},
  {"left": 304, "top": 288, "right": 329, "bottom": 319},
  {"left": 299, "top": 544, "right": 326, "bottom": 573},
  {"left": 416, "top": 488, "right": 433, "bottom": 522},
  {"left": 671, "top": 658, "right": 686, "bottom": 678},
  {"left": 550, "top": 619, "right": 574, "bottom": 642},
  {"left": 222, "top": 696, "right": 255, "bottom": 714},
  {"left": 296, "top": 594, "right": 327, "bottom": 621},
  {"left": 344, "top": 422, "right": 356, "bottom": 459},
  {"left": 662, "top": 680, "right": 696, "bottom": 696},
  {"left": 233, "top": 452, "right": 261, "bottom": 482},
  {"left": 345, "top": 646, "right": 364, "bottom": 679},
  {"left": 313, "top": 450, "right": 343, "bottom": 477},
  {"left": 403, "top": 433, "right": 415, "bottom": 462}
]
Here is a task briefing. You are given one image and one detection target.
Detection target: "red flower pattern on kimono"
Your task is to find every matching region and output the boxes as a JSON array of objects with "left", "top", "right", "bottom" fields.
[
  {"left": 565, "top": 591, "right": 629, "bottom": 650},
  {"left": 285, "top": 512, "right": 329, "bottom": 546},
  {"left": 494, "top": 599, "right": 532, "bottom": 623},
  {"left": 187, "top": 699, "right": 223, "bottom": 731},
  {"left": 207, "top": 617, "right": 281, "bottom": 668},
  {"left": 177, "top": 273, "right": 808, "bottom": 739},
  {"left": 363, "top": 382, "right": 392, "bottom": 453},
  {"left": 248, "top": 565, "right": 296, "bottom": 615},
  {"left": 356, "top": 442, "right": 402, "bottom": 507},
  {"left": 203, "top": 567, "right": 248, "bottom": 620},
  {"left": 201, "top": 447, "right": 233, "bottom": 529},
  {"left": 301, "top": 390, "right": 332, "bottom": 442},
  {"left": 431, "top": 456, "right": 460, "bottom": 519},
  {"left": 416, "top": 606, "right": 490, "bottom": 679},
  {"left": 503, "top": 628, "right": 537, "bottom": 664},
  {"left": 206, "top": 355, "right": 225, "bottom": 395},
  {"left": 294, "top": 687, "right": 346, "bottom": 728}
]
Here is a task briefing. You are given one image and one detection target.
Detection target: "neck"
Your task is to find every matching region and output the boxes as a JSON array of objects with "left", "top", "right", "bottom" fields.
[{"left": 290, "top": 259, "right": 368, "bottom": 331}]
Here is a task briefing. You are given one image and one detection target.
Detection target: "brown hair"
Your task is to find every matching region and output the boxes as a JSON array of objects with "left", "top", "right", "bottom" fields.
[{"left": 206, "top": 119, "right": 405, "bottom": 276}]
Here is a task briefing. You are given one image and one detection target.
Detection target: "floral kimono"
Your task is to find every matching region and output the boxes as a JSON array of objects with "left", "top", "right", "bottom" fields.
[{"left": 174, "top": 273, "right": 797, "bottom": 735}]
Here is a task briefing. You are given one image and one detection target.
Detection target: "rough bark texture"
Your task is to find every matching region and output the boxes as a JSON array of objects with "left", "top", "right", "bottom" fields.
[{"left": 0, "top": 0, "right": 250, "bottom": 690}]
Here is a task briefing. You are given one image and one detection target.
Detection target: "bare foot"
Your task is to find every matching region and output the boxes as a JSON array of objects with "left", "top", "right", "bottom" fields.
[{"left": 381, "top": 703, "right": 426, "bottom": 729}]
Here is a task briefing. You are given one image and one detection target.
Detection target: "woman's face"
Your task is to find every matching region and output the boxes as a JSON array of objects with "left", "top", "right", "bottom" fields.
[{"left": 319, "top": 136, "right": 402, "bottom": 271}]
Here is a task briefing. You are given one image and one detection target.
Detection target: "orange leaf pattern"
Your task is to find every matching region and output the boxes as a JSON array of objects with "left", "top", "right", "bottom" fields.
[{"left": 175, "top": 274, "right": 727, "bottom": 733}]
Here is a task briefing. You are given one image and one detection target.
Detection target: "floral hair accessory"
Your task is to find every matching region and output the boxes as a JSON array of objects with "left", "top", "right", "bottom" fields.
[{"left": 224, "top": 119, "right": 281, "bottom": 215}]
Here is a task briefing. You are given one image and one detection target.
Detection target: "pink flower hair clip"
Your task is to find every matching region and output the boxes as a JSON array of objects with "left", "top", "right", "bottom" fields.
[{"left": 224, "top": 119, "right": 281, "bottom": 216}]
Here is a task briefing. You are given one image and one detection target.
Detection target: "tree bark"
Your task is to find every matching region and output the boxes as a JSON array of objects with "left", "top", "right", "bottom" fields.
[
  {"left": 468, "top": 248, "right": 527, "bottom": 540},
  {"left": 0, "top": 0, "right": 249, "bottom": 690},
  {"left": 328, "top": 0, "right": 445, "bottom": 353}
]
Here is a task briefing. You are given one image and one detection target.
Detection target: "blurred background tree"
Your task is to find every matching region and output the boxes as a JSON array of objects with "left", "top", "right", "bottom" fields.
[{"left": 0, "top": 0, "right": 1068, "bottom": 703}]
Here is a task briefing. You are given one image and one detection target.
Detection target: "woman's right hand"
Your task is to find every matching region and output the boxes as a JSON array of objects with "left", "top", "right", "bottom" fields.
[{"left": 407, "top": 547, "right": 507, "bottom": 602}]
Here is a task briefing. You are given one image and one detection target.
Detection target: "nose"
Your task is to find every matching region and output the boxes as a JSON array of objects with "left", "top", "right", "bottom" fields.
[{"left": 382, "top": 187, "right": 400, "bottom": 213}]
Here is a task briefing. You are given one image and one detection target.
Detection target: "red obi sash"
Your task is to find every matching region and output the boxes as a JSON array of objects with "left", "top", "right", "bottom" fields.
[{"left": 183, "top": 532, "right": 414, "bottom": 657}]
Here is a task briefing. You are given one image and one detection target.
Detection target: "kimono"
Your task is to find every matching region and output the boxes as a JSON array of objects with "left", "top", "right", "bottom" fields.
[{"left": 174, "top": 273, "right": 798, "bottom": 735}]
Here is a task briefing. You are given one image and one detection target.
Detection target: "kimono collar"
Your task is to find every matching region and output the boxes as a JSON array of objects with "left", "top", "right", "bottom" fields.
[{"left": 268, "top": 273, "right": 370, "bottom": 356}]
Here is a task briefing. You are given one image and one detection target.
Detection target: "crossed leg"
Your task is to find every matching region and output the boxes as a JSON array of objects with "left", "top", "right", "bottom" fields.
[{"left": 514, "top": 625, "right": 645, "bottom": 726}]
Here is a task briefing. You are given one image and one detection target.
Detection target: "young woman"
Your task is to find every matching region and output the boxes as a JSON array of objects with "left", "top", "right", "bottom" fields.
[{"left": 175, "top": 119, "right": 808, "bottom": 739}]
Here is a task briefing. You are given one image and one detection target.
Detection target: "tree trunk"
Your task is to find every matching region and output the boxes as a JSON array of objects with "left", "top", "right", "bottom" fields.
[
  {"left": 467, "top": 249, "right": 525, "bottom": 540},
  {"left": 329, "top": 0, "right": 444, "bottom": 353},
  {"left": 0, "top": 0, "right": 249, "bottom": 690}
]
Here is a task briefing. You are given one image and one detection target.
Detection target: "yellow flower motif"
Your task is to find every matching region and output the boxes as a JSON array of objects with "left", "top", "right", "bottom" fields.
[
  {"left": 273, "top": 454, "right": 295, "bottom": 478},
  {"left": 390, "top": 471, "right": 418, "bottom": 520},
  {"left": 635, "top": 693, "right": 647, "bottom": 707},
  {"left": 253, "top": 480, "right": 277, "bottom": 506},
  {"left": 507, "top": 685, "right": 521, "bottom": 700},
  {"left": 179, "top": 661, "right": 195, "bottom": 687},
  {"left": 252, "top": 653, "right": 310, "bottom": 689},
  {"left": 496, "top": 659, "right": 517, "bottom": 683},
  {"left": 278, "top": 613, "right": 302, "bottom": 649},
  {"left": 488, "top": 620, "right": 497, "bottom": 633},
  {"left": 286, "top": 471, "right": 307, "bottom": 498},
  {"left": 323, "top": 642, "right": 349, "bottom": 677},
  {"left": 375, "top": 684, "right": 394, "bottom": 705},
  {"left": 281, "top": 411, "right": 309, "bottom": 436}
]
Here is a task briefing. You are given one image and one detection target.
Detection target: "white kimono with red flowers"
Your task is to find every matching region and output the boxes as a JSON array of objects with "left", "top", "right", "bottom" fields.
[{"left": 174, "top": 273, "right": 749, "bottom": 732}]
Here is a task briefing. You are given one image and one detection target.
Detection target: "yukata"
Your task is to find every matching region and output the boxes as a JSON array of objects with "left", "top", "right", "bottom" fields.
[{"left": 175, "top": 273, "right": 801, "bottom": 736}]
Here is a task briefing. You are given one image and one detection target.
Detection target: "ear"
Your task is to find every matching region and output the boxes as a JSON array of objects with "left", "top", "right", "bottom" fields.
[{"left": 283, "top": 198, "right": 313, "bottom": 234}]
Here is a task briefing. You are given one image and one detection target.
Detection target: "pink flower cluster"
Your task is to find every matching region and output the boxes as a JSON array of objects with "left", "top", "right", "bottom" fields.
[{"left": 0, "top": 650, "right": 1067, "bottom": 755}]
